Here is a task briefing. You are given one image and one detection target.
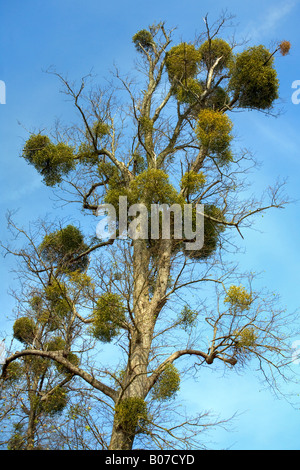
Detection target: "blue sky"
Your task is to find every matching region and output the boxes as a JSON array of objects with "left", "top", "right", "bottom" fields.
[{"left": 1, "top": 0, "right": 300, "bottom": 450}]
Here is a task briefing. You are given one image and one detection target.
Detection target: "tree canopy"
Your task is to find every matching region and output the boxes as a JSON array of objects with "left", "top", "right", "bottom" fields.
[{"left": 0, "top": 16, "right": 295, "bottom": 451}]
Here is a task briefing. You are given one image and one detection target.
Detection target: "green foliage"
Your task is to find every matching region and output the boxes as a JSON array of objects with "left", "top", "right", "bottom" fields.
[
  {"left": 115, "top": 397, "right": 148, "bottom": 435},
  {"left": 39, "top": 225, "right": 89, "bottom": 272},
  {"left": 80, "top": 120, "right": 110, "bottom": 158},
  {"left": 177, "top": 305, "right": 198, "bottom": 330},
  {"left": 174, "top": 78, "right": 203, "bottom": 105},
  {"left": 30, "top": 290, "right": 64, "bottom": 331},
  {"left": 41, "top": 386, "right": 68, "bottom": 415},
  {"left": 67, "top": 270, "right": 94, "bottom": 292},
  {"left": 45, "top": 335, "right": 79, "bottom": 377},
  {"left": 103, "top": 168, "right": 128, "bottom": 208},
  {"left": 235, "top": 327, "right": 258, "bottom": 350},
  {"left": 13, "top": 317, "right": 36, "bottom": 345},
  {"left": 4, "top": 361, "right": 23, "bottom": 383},
  {"left": 165, "top": 43, "right": 201, "bottom": 83},
  {"left": 105, "top": 168, "right": 184, "bottom": 214},
  {"left": 129, "top": 169, "right": 184, "bottom": 208},
  {"left": 224, "top": 285, "right": 253, "bottom": 310},
  {"left": 199, "top": 38, "right": 232, "bottom": 71},
  {"left": 180, "top": 171, "right": 206, "bottom": 195},
  {"left": 139, "top": 115, "right": 153, "bottom": 135},
  {"left": 206, "top": 86, "right": 230, "bottom": 111},
  {"left": 195, "top": 108, "right": 233, "bottom": 164},
  {"left": 98, "top": 160, "right": 119, "bottom": 180},
  {"left": 7, "top": 423, "right": 26, "bottom": 450},
  {"left": 90, "top": 120, "right": 110, "bottom": 140},
  {"left": 24, "top": 356, "right": 50, "bottom": 377},
  {"left": 132, "top": 152, "right": 147, "bottom": 174},
  {"left": 229, "top": 45, "right": 279, "bottom": 110},
  {"left": 77, "top": 142, "right": 99, "bottom": 166},
  {"left": 152, "top": 363, "right": 180, "bottom": 401},
  {"left": 132, "top": 29, "right": 154, "bottom": 53},
  {"left": 91, "top": 292, "right": 126, "bottom": 343},
  {"left": 44, "top": 335, "right": 79, "bottom": 376},
  {"left": 175, "top": 81, "right": 230, "bottom": 116},
  {"left": 30, "top": 282, "right": 73, "bottom": 332},
  {"left": 184, "top": 204, "right": 226, "bottom": 259},
  {"left": 22, "top": 134, "right": 75, "bottom": 186},
  {"left": 44, "top": 281, "right": 71, "bottom": 325},
  {"left": 45, "top": 336, "right": 66, "bottom": 351},
  {"left": 29, "top": 294, "right": 44, "bottom": 315}
]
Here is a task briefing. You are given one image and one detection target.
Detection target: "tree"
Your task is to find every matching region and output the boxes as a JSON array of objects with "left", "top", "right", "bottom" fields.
[
  {"left": 0, "top": 16, "right": 295, "bottom": 450},
  {"left": 0, "top": 352, "right": 70, "bottom": 450}
]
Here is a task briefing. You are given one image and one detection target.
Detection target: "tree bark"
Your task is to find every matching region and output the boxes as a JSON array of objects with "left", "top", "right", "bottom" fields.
[{"left": 108, "top": 238, "right": 173, "bottom": 449}]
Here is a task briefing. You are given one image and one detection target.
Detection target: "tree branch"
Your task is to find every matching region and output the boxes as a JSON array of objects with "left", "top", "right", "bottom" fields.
[{"left": 1, "top": 350, "right": 118, "bottom": 402}]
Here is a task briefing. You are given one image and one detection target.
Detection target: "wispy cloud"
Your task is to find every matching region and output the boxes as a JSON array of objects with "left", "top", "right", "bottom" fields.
[
  {"left": 245, "top": 1, "right": 297, "bottom": 41},
  {"left": 1, "top": 176, "right": 42, "bottom": 204}
]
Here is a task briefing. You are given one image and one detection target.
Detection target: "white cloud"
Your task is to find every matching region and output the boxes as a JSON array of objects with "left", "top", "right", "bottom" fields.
[
  {"left": 1, "top": 175, "right": 42, "bottom": 203},
  {"left": 245, "top": 1, "right": 297, "bottom": 41}
]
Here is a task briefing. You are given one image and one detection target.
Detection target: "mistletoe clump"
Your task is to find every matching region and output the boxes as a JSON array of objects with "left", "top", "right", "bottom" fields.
[
  {"left": 115, "top": 397, "right": 149, "bottom": 435},
  {"left": 199, "top": 38, "right": 233, "bottom": 71},
  {"left": 24, "top": 356, "right": 50, "bottom": 377},
  {"left": 105, "top": 169, "right": 184, "bottom": 220},
  {"left": 279, "top": 40, "right": 291, "bottom": 56},
  {"left": 174, "top": 77, "right": 203, "bottom": 105},
  {"left": 29, "top": 290, "right": 66, "bottom": 332},
  {"left": 22, "top": 134, "right": 75, "bottom": 186},
  {"left": 55, "top": 352, "right": 80, "bottom": 376},
  {"left": 91, "top": 292, "right": 126, "bottom": 343},
  {"left": 129, "top": 169, "right": 184, "bottom": 208},
  {"left": 195, "top": 108, "right": 233, "bottom": 165},
  {"left": 132, "top": 29, "right": 154, "bottom": 53},
  {"left": 45, "top": 336, "right": 66, "bottom": 352},
  {"left": 39, "top": 225, "right": 89, "bottom": 273},
  {"left": 77, "top": 142, "right": 99, "bottom": 166},
  {"left": 224, "top": 285, "right": 253, "bottom": 311},
  {"left": 41, "top": 386, "right": 68, "bottom": 416},
  {"left": 3, "top": 361, "right": 23, "bottom": 383},
  {"left": 180, "top": 170, "right": 206, "bottom": 196},
  {"left": 183, "top": 204, "right": 226, "bottom": 259},
  {"left": 165, "top": 42, "right": 201, "bottom": 84},
  {"left": 45, "top": 335, "right": 80, "bottom": 376},
  {"left": 7, "top": 423, "right": 26, "bottom": 450},
  {"left": 229, "top": 45, "right": 279, "bottom": 110},
  {"left": 152, "top": 363, "right": 181, "bottom": 401},
  {"left": 42, "top": 282, "right": 71, "bottom": 330},
  {"left": 13, "top": 317, "right": 36, "bottom": 345},
  {"left": 205, "top": 86, "right": 230, "bottom": 111},
  {"left": 29, "top": 294, "right": 44, "bottom": 317},
  {"left": 235, "top": 327, "right": 258, "bottom": 350},
  {"left": 89, "top": 120, "right": 110, "bottom": 140},
  {"left": 177, "top": 305, "right": 198, "bottom": 331}
]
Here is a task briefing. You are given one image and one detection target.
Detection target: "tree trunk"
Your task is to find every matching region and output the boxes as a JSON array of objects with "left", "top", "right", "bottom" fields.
[
  {"left": 26, "top": 409, "right": 37, "bottom": 450},
  {"left": 108, "top": 237, "right": 173, "bottom": 450},
  {"left": 108, "top": 423, "right": 135, "bottom": 450},
  {"left": 108, "top": 239, "right": 152, "bottom": 450}
]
